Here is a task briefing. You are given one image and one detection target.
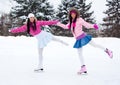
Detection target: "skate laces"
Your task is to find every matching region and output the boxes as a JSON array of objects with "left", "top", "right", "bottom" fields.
[{"left": 81, "top": 65, "right": 87, "bottom": 72}]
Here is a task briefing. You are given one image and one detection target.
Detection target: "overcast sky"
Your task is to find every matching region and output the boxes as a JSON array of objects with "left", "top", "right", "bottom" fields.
[{"left": 0, "top": 0, "right": 107, "bottom": 23}]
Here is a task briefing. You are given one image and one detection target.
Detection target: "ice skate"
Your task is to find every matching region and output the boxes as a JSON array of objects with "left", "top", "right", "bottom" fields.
[
  {"left": 34, "top": 68, "right": 44, "bottom": 72},
  {"left": 105, "top": 48, "right": 113, "bottom": 58},
  {"left": 77, "top": 65, "right": 87, "bottom": 75}
]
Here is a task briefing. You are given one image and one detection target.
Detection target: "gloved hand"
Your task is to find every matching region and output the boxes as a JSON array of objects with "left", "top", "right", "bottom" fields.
[{"left": 94, "top": 24, "right": 98, "bottom": 30}]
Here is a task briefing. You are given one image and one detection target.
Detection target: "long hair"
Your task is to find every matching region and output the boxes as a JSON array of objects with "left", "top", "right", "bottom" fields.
[
  {"left": 27, "top": 18, "right": 37, "bottom": 34},
  {"left": 69, "top": 14, "right": 77, "bottom": 32},
  {"left": 68, "top": 8, "right": 80, "bottom": 32}
]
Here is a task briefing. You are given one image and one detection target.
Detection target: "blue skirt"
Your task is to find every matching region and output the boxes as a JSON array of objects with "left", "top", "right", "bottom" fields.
[{"left": 73, "top": 34, "right": 92, "bottom": 48}]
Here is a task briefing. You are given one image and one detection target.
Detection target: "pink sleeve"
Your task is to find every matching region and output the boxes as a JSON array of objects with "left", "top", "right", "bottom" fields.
[
  {"left": 80, "top": 18, "right": 94, "bottom": 29},
  {"left": 57, "top": 22, "right": 69, "bottom": 29},
  {"left": 39, "top": 20, "right": 58, "bottom": 26},
  {"left": 10, "top": 25, "right": 27, "bottom": 33}
]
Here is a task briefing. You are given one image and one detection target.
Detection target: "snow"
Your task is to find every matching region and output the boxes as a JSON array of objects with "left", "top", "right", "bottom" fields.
[
  {"left": 0, "top": 36, "right": 120, "bottom": 85},
  {"left": 37, "top": 12, "right": 44, "bottom": 17}
]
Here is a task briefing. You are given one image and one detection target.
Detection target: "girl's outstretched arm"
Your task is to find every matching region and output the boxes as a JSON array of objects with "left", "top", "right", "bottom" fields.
[
  {"left": 80, "top": 18, "right": 98, "bottom": 30},
  {"left": 57, "top": 22, "right": 69, "bottom": 29},
  {"left": 10, "top": 25, "right": 27, "bottom": 33},
  {"left": 39, "top": 20, "right": 59, "bottom": 26}
]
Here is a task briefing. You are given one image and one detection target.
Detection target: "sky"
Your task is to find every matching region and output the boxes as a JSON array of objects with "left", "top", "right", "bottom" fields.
[
  {"left": 0, "top": 0, "right": 108, "bottom": 23},
  {"left": 0, "top": 36, "right": 120, "bottom": 85}
]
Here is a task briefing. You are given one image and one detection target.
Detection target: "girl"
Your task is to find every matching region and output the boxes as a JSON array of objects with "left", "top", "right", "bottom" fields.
[
  {"left": 10, "top": 13, "right": 68, "bottom": 72},
  {"left": 57, "top": 8, "right": 113, "bottom": 74}
]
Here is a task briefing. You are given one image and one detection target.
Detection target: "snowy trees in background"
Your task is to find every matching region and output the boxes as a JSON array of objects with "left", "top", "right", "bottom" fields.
[
  {"left": 77, "top": 0, "right": 95, "bottom": 23},
  {"left": 10, "top": 0, "right": 55, "bottom": 34},
  {"left": 10, "top": 0, "right": 54, "bottom": 20},
  {"left": 103, "top": 0, "right": 120, "bottom": 28},
  {"left": 102, "top": 0, "right": 120, "bottom": 37},
  {"left": 54, "top": 0, "right": 97, "bottom": 37},
  {"left": 1, "top": 0, "right": 119, "bottom": 37}
]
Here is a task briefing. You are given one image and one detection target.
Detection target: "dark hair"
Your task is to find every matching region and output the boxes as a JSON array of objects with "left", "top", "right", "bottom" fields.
[
  {"left": 27, "top": 18, "right": 37, "bottom": 34},
  {"left": 69, "top": 14, "right": 77, "bottom": 32},
  {"left": 68, "top": 8, "right": 80, "bottom": 32}
]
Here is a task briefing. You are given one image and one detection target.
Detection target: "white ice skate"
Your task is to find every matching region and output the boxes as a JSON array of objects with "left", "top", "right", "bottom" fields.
[{"left": 34, "top": 68, "right": 44, "bottom": 72}]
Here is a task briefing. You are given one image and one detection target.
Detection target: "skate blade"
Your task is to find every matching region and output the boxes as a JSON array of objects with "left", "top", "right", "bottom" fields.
[
  {"left": 77, "top": 72, "right": 88, "bottom": 75},
  {"left": 34, "top": 70, "right": 44, "bottom": 73},
  {"left": 34, "top": 69, "right": 44, "bottom": 73}
]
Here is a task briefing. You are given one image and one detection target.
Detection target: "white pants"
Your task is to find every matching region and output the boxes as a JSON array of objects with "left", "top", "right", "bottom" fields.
[{"left": 77, "top": 40, "right": 106, "bottom": 66}]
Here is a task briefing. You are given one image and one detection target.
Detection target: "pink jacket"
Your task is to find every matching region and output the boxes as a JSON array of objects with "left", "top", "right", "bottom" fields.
[
  {"left": 57, "top": 17, "right": 95, "bottom": 38},
  {"left": 10, "top": 20, "right": 58, "bottom": 36}
]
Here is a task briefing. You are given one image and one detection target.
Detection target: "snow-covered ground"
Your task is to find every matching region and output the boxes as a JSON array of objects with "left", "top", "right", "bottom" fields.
[{"left": 0, "top": 36, "right": 120, "bottom": 85}]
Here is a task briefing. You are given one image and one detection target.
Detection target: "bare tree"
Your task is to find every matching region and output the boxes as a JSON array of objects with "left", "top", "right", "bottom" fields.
[{"left": 0, "top": 13, "right": 11, "bottom": 36}]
